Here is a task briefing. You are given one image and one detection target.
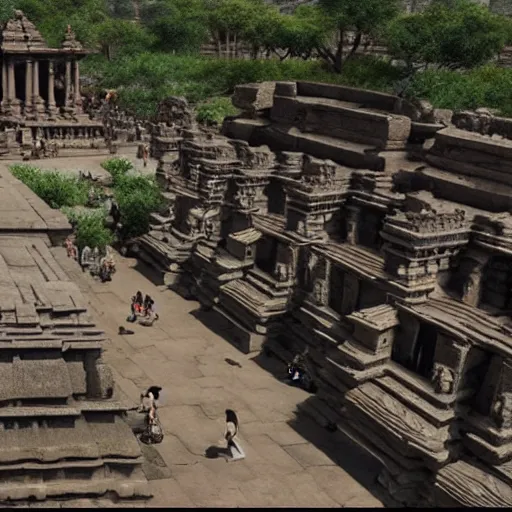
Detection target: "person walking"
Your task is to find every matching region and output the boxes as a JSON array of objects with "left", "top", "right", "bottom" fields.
[
  {"left": 225, "top": 409, "right": 245, "bottom": 462},
  {"left": 142, "top": 144, "right": 149, "bottom": 168}
]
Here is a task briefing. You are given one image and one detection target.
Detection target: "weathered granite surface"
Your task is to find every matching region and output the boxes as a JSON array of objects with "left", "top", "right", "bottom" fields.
[
  {"left": 133, "top": 80, "right": 512, "bottom": 507},
  {"left": 0, "top": 163, "right": 71, "bottom": 242}
]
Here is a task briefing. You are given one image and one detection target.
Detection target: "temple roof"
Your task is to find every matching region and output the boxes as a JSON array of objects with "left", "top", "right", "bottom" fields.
[
  {"left": 0, "top": 10, "right": 47, "bottom": 52},
  {"left": 0, "top": 10, "right": 90, "bottom": 55}
]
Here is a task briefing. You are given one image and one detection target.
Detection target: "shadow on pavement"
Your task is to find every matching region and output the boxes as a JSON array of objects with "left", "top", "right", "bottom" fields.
[
  {"left": 131, "top": 259, "right": 166, "bottom": 287},
  {"left": 204, "top": 445, "right": 230, "bottom": 460},
  {"left": 288, "top": 403, "right": 384, "bottom": 497},
  {"left": 249, "top": 345, "right": 391, "bottom": 506}
]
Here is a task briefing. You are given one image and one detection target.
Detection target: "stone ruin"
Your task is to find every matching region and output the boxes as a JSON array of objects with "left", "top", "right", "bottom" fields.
[
  {"left": 134, "top": 79, "right": 512, "bottom": 507},
  {"left": 0, "top": 165, "right": 149, "bottom": 503}
]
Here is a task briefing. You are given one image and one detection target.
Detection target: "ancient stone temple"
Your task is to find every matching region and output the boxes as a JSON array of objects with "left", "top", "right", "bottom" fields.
[
  {"left": 0, "top": 156, "right": 148, "bottom": 501},
  {"left": 136, "top": 80, "right": 512, "bottom": 507},
  {"left": 0, "top": 10, "right": 107, "bottom": 156}
]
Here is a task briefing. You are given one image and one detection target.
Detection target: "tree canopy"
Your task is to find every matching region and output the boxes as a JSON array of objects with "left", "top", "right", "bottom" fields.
[{"left": 386, "top": 0, "right": 512, "bottom": 72}]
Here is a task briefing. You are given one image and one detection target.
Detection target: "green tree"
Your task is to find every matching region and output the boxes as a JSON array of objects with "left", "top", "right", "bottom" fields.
[
  {"left": 0, "top": 0, "right": 15, "bottom": 23},
  {"left": 387, "top": 0, "right": 511, "bottom": 74},
  {"left": 266, "top": 5, "right": 328, "bottom": 61},
  {"left": 315, "top": 0, "right": 401, "bottom": 73},
  {"left": 206, "top": 0, "right": 255, "bottom": 58},
  {"left": 96, "top": 18, "right": 155, "bottom": 59},
  {"left": 142, "top": 0, "right": 209, "bottom": 53}
]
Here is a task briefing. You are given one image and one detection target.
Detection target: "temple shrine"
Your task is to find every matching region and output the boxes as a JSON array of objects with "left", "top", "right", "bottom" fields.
[{"left": 0, "top": 10, "right": 106, "bottom": 156}]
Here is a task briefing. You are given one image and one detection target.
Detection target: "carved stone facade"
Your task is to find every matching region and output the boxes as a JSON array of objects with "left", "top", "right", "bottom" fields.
[{"left": 135, "top": 80, "right": 512, "bottom": 507}]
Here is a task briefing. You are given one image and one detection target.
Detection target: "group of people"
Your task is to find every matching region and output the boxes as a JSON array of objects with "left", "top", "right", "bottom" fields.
[{"left": 128, "top": 291, "right": 159, "bottom": 326}]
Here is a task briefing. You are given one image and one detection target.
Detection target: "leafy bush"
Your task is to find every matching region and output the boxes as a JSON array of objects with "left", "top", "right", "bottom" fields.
[
  {"left": 407, "top": 65, "right": 512, "bottom": 117},
  {"left": 72, "top": 209, "right": 114, "bottom": 251},
  {"left": 196, "top": 97, "right": 240, "bottom": 125},
  {"left": 115, "top": 181, "right": 163, "bottom": 240},
  {"left": 82, "top": 52, "right": 402, "bottom": 118},
  {"left": 101, "top": 157, "right": 134, "bottom": 185},
  {"left": 10, "top": 164, "right": 90, "bottom": 209}
]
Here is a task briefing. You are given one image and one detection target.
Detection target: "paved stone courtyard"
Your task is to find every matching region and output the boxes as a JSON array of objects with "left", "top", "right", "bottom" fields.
[
  {"left": 51, "top": 248, "right": 385, "bottom": 508},
  {"left": 0, "top": 153, "right": 385, "bottom": 508}
]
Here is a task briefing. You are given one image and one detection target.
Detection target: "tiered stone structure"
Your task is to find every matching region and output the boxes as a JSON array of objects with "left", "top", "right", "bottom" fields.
[
  {"left": 0, "top": 11, "right": 108, "bottom": 156},
  {"left": 135, "top": 80, "right": 512, "bottom": 507},
  {"left": 0, "top": 166, "right": 149, "bottom": 501}
]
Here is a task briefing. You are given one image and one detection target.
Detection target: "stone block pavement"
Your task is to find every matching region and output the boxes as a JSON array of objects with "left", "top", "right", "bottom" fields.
[{"left": 47, "top": 248, "right": 385, "bottom": 508}]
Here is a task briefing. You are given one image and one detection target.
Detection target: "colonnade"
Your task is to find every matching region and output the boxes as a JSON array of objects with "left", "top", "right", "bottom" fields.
[{"left": 0, "top": 56, "right": 82, "bottom": 118}]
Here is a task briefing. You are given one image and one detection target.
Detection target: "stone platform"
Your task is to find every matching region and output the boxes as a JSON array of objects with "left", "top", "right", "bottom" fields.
[
  {"left": 0, "top": 163, "right": 71, "bottom": 243},
  {"left": 0, "top": 162, "right": 149, "bottom": 504}
]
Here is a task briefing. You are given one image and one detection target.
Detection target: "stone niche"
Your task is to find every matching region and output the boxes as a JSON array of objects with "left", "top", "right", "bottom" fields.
[
  {"left": 448, "top": 248, "right": 489, "bottom": 307},
  {"left": 355, "top": 206, "right": 384, "bottom": 250},
  {"left": 265, "top": 178, "right": 287, "bottom": 216},
  {"left": 255, "top": 235, "right": 278, "bottom": 274},
  {"left": 325, "top": 263, "right": 362, "bottom": 317},
  {"left": 473, "top": 354, "right": 503, "bottom": 417},
  {"left": 272, "top": 243, "right": 294, "bottom": 283},
  {"left": 491, "top": 359, "right": 512, "bottom": 429},
  {"left": 480, "top": 256, "right": 512, "bottom": 310},
  {"left": 431, "top": 335, "right": 468, "bottom": 395},
  {"left": 391, "top": 312, "right": 438, "bottom": 379}
]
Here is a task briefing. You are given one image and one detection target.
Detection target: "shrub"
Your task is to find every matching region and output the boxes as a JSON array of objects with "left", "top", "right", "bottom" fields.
[
  {"left": 196, "top": 97, "right": 240, "bottom": 125},
  {"left": 113, "top": 174, "right": 163, "bottom": 240},
  {"left": 10, "top": 164, "right": 90, "bottom": 209},
  {"left": 71, "top": 209, "right": 114, "bottom": 251},
  {"left": 101, "top": 157, "right": 134, "bottom": 185},
  {"left": 407, "top": 65, "right": 512, "bottom": 116},
  {"left": 82, "top": 52, "right": 401, "bottom": 118}
]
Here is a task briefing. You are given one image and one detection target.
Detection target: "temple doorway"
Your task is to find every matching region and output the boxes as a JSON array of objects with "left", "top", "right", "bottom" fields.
[
  {"left": 255, "top": 236, "right": 277, "bottom": 274},
  {"left": 392, "top": 318, "right": 438, "bottom": 379},
  {"left": 39, "top": 60, "right": 49, "bottom": 104},
  {"left": 412, "top": 322, "right": 438, "bottom": 378}
]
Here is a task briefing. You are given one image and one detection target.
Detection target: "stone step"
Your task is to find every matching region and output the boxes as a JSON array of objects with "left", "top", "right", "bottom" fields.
[
  {"left": 149, "top": 213, "right": 172, "bottom": 225},
  {"left": 374, "top": 375, "right": 457, "bottom": 428}
]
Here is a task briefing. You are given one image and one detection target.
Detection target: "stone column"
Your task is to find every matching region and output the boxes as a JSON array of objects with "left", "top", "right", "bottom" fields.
[
  {"left": 8, "top": 58, "right": 15, "bottom": 101},
  {"left": 64, "top": 59, "right": 72, "bottom": 107},
  {"left": 1, "top": 58, "right": 8, "bottom": 113},
  {"left": 46, "top": 60, "right": 57, "bottom": 119},
  {"left": 32, "top": 60, "right": 45, "bottom": 118},
  {"left": 24, "top": 59, "right": 34, "bottom": 117},
  {"left": 73, "top": 60, "right": 82, "bottom": 112},
  {"left": 7, "top": 58, "right": 20, "bottom": 116}
]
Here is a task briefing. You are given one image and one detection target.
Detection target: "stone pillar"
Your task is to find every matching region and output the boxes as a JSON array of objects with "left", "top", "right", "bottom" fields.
[
  {"left": 64, "top": 59, "right": 72, "bottom": 107},
  {"left": 1, "top": 58, "right": 8, "bottom": 113},
  {"left": 46, "top": 60, "right": 57, "bottom": 119},
  {"left": 73, "top": 60, "right": 82, "bottom": 113},
  {"left": 24, "top": 59, "right": 34, "bottom": 117},
  {"left": 32, "top": 60, "right": 45, "bottom": 118},
  {"left": 7, "top": 58, "right": 20, "bottom": 116},
  {"left": 7, "top": 59, "right": 15, "bottom": 101}
]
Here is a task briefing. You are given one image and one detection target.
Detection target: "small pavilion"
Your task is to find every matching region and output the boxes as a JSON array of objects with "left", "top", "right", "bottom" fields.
[{"left": 0, "top": 10, "right": 91, "bottom": 121}]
